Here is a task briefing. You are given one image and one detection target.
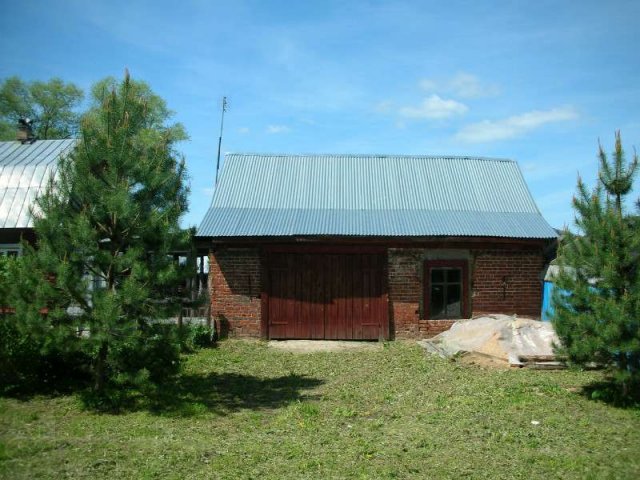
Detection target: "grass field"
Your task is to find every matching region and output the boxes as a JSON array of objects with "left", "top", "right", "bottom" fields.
[{"left": 1, "top": 340, "right": 639, "bottom": 479}]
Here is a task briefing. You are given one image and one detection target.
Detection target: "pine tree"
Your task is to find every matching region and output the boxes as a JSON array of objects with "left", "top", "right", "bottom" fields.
[
  {"left": 9, "top": 72, "right": 191, "bottom": 396},
  {"left": 552, "top": 132, "right": 640, "bottom": 399}
]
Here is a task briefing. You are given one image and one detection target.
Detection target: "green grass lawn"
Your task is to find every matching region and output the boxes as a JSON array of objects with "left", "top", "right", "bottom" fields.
[{"left": 1, "top": 340, "right": 639, "bottom": 479}]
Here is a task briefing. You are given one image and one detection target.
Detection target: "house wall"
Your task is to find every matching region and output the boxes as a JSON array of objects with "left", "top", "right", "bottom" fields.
[
  {"left": 0, "top": 228, "right": 36, "bottom": 246},
  {"left": 389, "top": 247, "right": 545, "bottom": 338},
  {"left": 209, "top": 243, "right": 546, "bottom": 339},
  {"left": 470, "top": 249, "right": 545, "bottom": 318},
  {"left": 389, "top": 248, "right": 458, "bottom": 338},
  {"left": 209, "top": 248, "right": 262, "bottom": 337}
]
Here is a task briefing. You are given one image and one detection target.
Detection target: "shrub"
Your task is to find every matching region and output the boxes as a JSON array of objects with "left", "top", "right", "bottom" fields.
[
  {"left": 179, "top": 322, "right": 215, "bottom": 352},
  {"left": 108, "top": 323, "right": 182, "bottom": 385},
  {"left": 0, "top": 314, "right": 90, "bottom": 395}
]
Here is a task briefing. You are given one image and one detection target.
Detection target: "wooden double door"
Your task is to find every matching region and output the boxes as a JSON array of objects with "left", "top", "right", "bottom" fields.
[{"left": 265, "top": 251, "right": 388, "bottom": 340}]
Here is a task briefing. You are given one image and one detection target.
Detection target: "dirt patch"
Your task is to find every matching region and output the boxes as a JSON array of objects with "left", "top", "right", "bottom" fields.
[
  {"left": 268, "top": 340, "right": 383, "bottom": 353},
  {"left": 455, "top": 351, "right": 511, "bottom": 369}
]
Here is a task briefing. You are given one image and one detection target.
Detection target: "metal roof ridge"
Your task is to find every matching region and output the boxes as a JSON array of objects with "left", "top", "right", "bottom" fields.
[
  {"left": 224, "top": 152, "right": 515, "bottom": 162},
  {"left": 206, "top": 206, "right": 546, "bottom": 214},
  {"left": 0, "top": 138, "right": 78, "bottom": 145}
]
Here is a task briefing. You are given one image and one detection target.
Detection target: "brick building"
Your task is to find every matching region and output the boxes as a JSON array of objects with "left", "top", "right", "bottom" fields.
[{"left": 196, "top": 154, "right": 557, "bottom": 340}]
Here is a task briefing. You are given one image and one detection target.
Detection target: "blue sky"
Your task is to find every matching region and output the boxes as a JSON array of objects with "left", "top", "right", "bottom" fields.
[{"left": 1, "top": 0, "right": 639, "bottom": 229}]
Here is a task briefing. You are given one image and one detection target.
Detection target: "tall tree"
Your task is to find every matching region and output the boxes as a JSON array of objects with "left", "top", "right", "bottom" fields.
[
  {"left": 0, "top": 76, "right": 83, "bottom": 140},
  {"left": 9, "top": 72, "right": 190, "bottom": 395},
  {"left": 552, "top": 133, "right": 640, "bottom": 399},
  {"left": 598, "top": 131, "right": 638, "bottom": 214}
]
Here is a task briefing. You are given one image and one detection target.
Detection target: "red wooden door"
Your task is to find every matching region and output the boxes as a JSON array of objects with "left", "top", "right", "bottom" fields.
[{"left": 266, "top": 252, "right": 387, "bottom": 340}]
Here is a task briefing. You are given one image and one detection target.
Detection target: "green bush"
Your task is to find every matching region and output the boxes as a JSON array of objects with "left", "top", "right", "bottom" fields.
[
  {"left": 0, "top": 315, "right": 90, "bottom": 394},
  {"left": 107, "top": 324, "right": 181, "bottom": 385},
  {"left": 77, "top": 324, "right": 182, "bottom": 411},
  {"left": 178, "top": 322, "right": 214, "bottom": 352},
  {"left": 0, "top": 316, "right": 41, "bottom": 390},
  {"left": 0, "top": 255, "right": 11, "bottom": 311}
]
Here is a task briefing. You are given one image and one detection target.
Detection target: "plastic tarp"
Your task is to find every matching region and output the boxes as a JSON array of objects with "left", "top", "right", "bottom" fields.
[{"left": 419, "top": 314, "right": 560, "bottom": 366}]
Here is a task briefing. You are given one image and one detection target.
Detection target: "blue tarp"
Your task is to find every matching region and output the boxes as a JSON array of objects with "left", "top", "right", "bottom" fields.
[
  {"left": 542, "top": 280, "right": 572, "bottom": 322},
  {"left": 542, "top": 281, "right": 554, "bottom": 321}
]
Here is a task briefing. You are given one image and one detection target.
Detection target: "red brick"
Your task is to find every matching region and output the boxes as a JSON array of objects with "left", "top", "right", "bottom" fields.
[{"left": 209, "top": 248, "right": 261, "bottom": 338}]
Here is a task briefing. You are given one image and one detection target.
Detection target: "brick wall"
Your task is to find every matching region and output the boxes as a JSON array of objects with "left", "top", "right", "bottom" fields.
[
  {"left": 388, "top": 248, "right": 457, "bottom": 338},
  {"left": 471, "top": 249, "right": 544, "bottom": 318},
  {"left": 209, "top": 248, "right": 262, "bottom": 337},
  {"left": 388, "top": 248, "right": 419, "bottom": 338},
  {"left": 388, "top": 247, "right": 544, "bottom": 339},
  {"left": 209, "top": 245, "right": 545, "bottom": 340},
  {"left": 388, "top": 249, "right": 456, "bottom": 339}
]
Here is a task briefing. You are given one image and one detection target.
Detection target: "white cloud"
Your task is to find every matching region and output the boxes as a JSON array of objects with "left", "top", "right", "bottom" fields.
[
  {"left": 266, "top": 125, "right": 291, "bottom": 134},
  {"left": 456, "top": 107, "right": 579, "bottom": 143},
  {"left": 419, "top": 73, "right": 500, "bottom": 98},
  {"left": 238, "top": 127, "right": 250, "bottom": 134},
  {"left": 399, "top": 95, "right": 468, "bottom": 120}
]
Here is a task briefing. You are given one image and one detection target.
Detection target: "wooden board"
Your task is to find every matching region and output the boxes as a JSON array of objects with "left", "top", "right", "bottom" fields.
[{"left": 265, "top": 252, "right": 387, "bottom": 340}]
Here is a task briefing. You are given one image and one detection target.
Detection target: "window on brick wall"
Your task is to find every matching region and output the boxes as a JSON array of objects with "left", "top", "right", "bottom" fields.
[{"left": 424, "top": 260, "right": 470, "bottom": 319}]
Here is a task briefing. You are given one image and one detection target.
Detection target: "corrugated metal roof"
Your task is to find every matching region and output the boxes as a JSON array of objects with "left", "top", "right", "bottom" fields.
[
  {"left": 197, "top": 153, "right": 557, "bottom": 239},
  {"left": 0, "top": 139, "right": 77, "bottom": 229}
]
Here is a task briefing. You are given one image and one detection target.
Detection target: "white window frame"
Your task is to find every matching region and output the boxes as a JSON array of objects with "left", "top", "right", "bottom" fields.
[{"left": 0, "top": 243, "right": 22, "bottom": 257}]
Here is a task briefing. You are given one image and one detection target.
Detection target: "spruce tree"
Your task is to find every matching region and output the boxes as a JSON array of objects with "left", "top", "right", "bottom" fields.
[
  {"left": 9, "top": 72, "right": 190, "bottom": 396},
  {"left": 552, "top": 132, "right": 639, "bottom": 398}
]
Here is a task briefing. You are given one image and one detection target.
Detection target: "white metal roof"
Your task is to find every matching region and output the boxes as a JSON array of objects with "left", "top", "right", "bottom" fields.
[
  {"left": 0, "top": 139, "right": 77, "bottom": 229},
  {"left": 198, "top": 153, "right": 557, "bottom": 239}
]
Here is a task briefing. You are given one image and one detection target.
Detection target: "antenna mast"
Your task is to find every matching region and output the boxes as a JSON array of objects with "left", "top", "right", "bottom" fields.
[{"left": 215, "top": 96, "right": 228, "bottom": 185}]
